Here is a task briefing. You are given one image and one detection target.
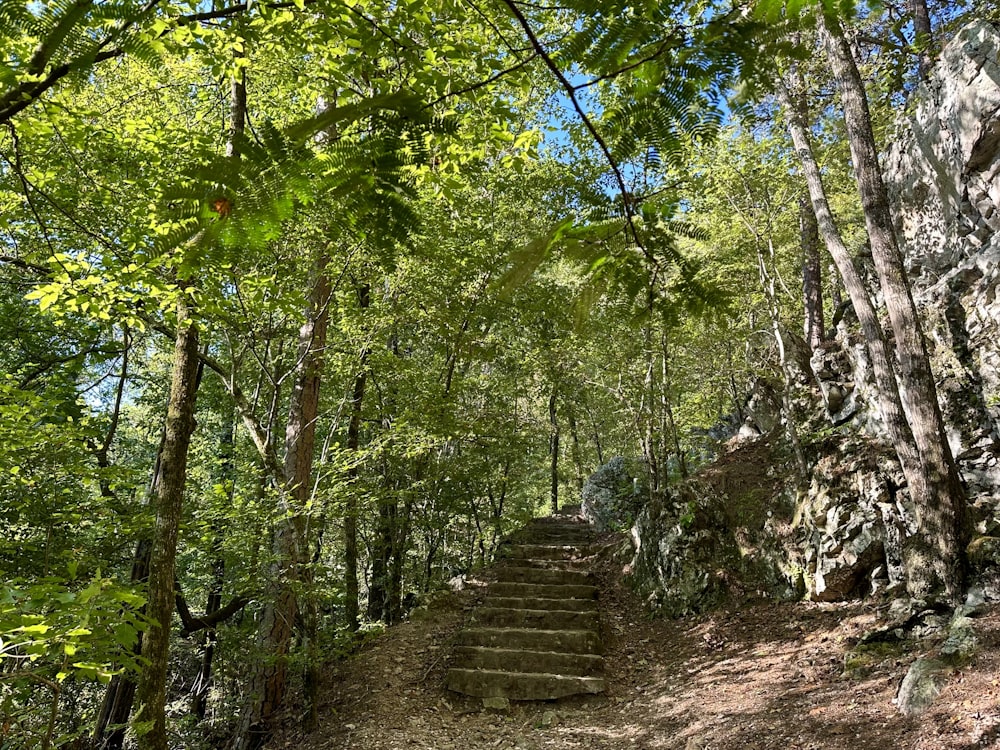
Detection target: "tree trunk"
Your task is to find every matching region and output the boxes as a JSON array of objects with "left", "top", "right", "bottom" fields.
[
  {"left": 820, "top": 15, "right": 968, "bottom": 601},
  {"left": 778, "top": 74, "right": 923, "bottom": 476},
  {"left": 661, "top": 333, "right": 687, "bottom": 480},
  {"left": 757, "top": 235, "right": 808, "bottom": 480},
  {"left": 548, "top": 390, "right": 559, "bottom": 514},
  {"left": 800, "top": 195, "right": 825, "bottom": 352},
  {"left": 134, "top": 295, "right": 201, "bottom": 750},
  {"left": 190, "top": 412, "right": 235, "bottom": 721},
  {"left": 908, "top": 0, "right": 934, "bottom": 80},
  {"left": 91, "top": 539, "right": 150, "bottom": 750},
  {"left": 367, "top": 493, "right": 394, "bottom": 622},
  {"left": 92, "top": 436, "right": 167, "bottom": 749},
  {"left": 344, "top": 282, "right": 370, "bottom": 633},
  {"left": 567, "top": 408, "right": 585, "bottom": 491},
  {"left": 234, "top": 252, "right": 331, "bottom": 749},
  {"left": 386, "top": 492, "right": 415, "bottom": 624}
]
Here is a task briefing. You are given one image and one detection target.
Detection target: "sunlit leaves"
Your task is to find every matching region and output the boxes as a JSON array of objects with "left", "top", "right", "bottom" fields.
[{"left": 0, "top": 574, "right": 149, "bottom": 685}]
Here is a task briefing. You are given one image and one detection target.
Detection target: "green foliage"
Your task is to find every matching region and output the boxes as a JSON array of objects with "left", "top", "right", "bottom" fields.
[
  {"left": 0, "top": 574, "right": 149, "bottom": 748},
  {"left": 0, "top": 0, "right": 943, "bottom": 741}
]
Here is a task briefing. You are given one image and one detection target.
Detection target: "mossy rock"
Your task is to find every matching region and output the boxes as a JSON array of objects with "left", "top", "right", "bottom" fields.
[
  {"left": 843, "top": 640, "right": 908, "bottom": 679},
  {"left": 967, "top": 536, "right": 1000, "bottom": 569}
]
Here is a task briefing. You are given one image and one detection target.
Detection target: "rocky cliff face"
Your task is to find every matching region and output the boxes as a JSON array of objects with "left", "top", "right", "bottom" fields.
[{"left": 609, "top": 20, "right": 1000, "bottom": 614}]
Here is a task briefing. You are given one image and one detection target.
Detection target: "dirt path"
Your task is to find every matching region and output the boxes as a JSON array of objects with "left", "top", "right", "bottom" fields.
[{"left": 280, "top": 539, "right": 1000, "bottom": 750}]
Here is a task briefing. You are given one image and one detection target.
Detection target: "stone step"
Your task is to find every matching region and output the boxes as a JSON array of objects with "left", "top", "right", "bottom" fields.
[
  {"left": 493, "top": 566, "right": 594, "bottom": 586},
  {"left": 456, "top": 627, "right": 602, "bottom": 655},
  {"left": 517, "top": 521, "right": 593, "bottom": 533},
  {"left": 473, "top": 606, "right": 600, "bottom": 631},
  {"left": 485, "top": 596, "right": 598, "bottom": 612},
  {"left": 496, "top": 556, "right": 593, "bottom": 571},
  {"left": 500, "top": 543, "right": 598, "bottom": 561},
  {"left": 488, "top": 582, "right": 599, "bottom": 600},
  {"left": 451, "top": 646, "right": 604, "bottom": 677},
  {"left": 445, "top": 669, "right": 606, "bottom": 700},
  {"left": 519, "top": 522, "right": 592, "bottom": 533}
]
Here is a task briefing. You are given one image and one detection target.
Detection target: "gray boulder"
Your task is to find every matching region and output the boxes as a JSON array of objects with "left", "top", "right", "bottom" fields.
[{"left": 581, "top": 457, "right": 644, "bottom": 532}]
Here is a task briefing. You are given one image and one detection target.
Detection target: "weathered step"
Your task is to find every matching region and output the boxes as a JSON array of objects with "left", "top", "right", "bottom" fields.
[
  {"left": 496, "top": 556, "right": 593, "bottom": 571},
  {"left": 473, "top": 606, "right": 600, "bottom": 631},
  {"left": 494, "top": 566, "right": 594, "bottom": 586},
  {"left": 518, "top": 523, "right": 593, "bottom": 534},
  {"left": 451, "top": 646, "right": 604, "bottom": 677},
  {"left": 446, "top": 669, "right": 605, "bottom": 700},
  {"left": 500, "top": 543, "right": 598, "bottom": 561},
  {"left": 517, "top": 522, "right": 593, "bottom": 533},
  {"left": 485, "top": 596, "right": 598, "bottom": 612},
  {"left": 456, "top": 627, "right": 602, "bottom": 654},
  {"left": 488, "top": 582, "right": 598, "bottom": 600}
]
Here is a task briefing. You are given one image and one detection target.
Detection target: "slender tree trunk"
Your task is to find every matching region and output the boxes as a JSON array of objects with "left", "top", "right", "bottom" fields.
[
  {"left": 567, "top": 408, "right": 585, "bottom": 491},
  {"left": 92, "top": 438, "right": 165, "bottom": 749},
  {"left": 778, "top": 74, "right": 922, "bottom": 477},
  {"left": 91, "top": 541, "right": 150, "bottom": 750},
  {"left": 134, "top": 295, "right": 201, "bottom": 750},
  {"left": 387, "top": 493, "right": 415, "bottom": 624},
  {"left": 641, "top": 344, "right": 658, "bottom": 493},
  {"left": 190, "top": 540, "right": 224, "bottom": 721},
  {"left": 800, "top": 195, "right": 825, "bottom": 352},
  {"left": 586, "top": 400, "right": 604, "bottom": 466},
  {"left": 819, "top": 16, "right": 968, "bottom": 600},
  {"left": 344, "top": 283, "right": 370, "bottom": 633},
  {"left": 234, "top": 253, "right": 330, "bottom": 749},
  {"left": 908, "top": 0, "right": 934, "bottom": 80},
  {"left": 548, "top": 390, "right": 559, "bottom": 514},
  {"left": 757, "top": 235, "right": 808, "bottom": 480},
  {"left": 661, "top": 333, "right": 687, "bottom": 480},
  {"left": 191, "top": 412, "right": 235, "bottom": 721},
  {"left": 367, "top": 495, "right": 393, "bottom": 621}
]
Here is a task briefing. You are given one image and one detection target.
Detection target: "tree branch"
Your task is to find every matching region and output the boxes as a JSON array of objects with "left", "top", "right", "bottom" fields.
[
  {"left": 174, "top": 581, "right": 250, "bottom": 638},
  {"left": 422, "top": 53, "right": 538, "bottom": 110},
  {"left": 571, "top": 36, "right": 677, "bottom": 92},
  {"left": 500, "top": 0, "right": 651, "bottom": 261},
  {"left": 0, "top": 255, "right": 49, "bottom": 276}
]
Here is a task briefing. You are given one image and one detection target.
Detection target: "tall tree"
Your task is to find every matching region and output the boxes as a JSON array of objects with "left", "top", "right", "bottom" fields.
[
  {"left": 234, "top": 250, "right": 331, "bottom": 749},
  {"left": 133, "top": 290, "right": 201, "bottom": 750},
  {"left": 800, "top": 196, "right": 825, "bottom": 352},
  {"left": 819, "top": 12, "right": 968, "bottom": 600}
]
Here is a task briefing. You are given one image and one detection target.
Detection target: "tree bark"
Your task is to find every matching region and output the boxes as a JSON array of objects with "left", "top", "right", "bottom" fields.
[
  {"left": 908, "top": 0, "right": 934, "bottom": 81},
  {"left": 800, "top": 195, "right": 825, "bottom": 352},
  {"left": 567, "top": 408, "right": 585, "bottom": 491},
  {"left": 134, "top": 295, "right": 201, "bottom": 750},
  {"left": 91, "top": 540, "right": 150, "bottom": 750},
  {"left": 778, "top": 74, "right": 922, "bottom": 475},
  {"left": 661, "top": 335, "right": 687, "bottom": 480},
  {"left": 344, "top": 282, "right": 370, "bottom": 633},
  {"left": 820, "top": 15, "right": 968, "bottom": 601},
  {"left": 92, "top": 438, "right": 165, "bottom": 749},
  {"left": 757, "top": 235, "right": 808, "bottom": 480},
  {"left": 548, "top": 390, "right": 559, "bottom": 514},
  {"left": 367, "top": 493, "right": 394, "bottom": 622}
]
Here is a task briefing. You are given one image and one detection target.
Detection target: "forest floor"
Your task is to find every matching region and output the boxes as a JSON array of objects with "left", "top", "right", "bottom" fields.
[{"left": 278, "top": 548, "right": 1000, "bottom": 750}]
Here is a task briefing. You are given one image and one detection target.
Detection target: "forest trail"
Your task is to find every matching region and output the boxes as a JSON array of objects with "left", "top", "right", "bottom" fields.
[{"left": 281, "top": 521, "right": 1000, "bottom": 750}]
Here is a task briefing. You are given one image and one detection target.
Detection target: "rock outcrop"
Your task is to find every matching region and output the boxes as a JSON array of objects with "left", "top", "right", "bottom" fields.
[
  {"left": 580, "top": 456, "right": 644, "bottom": 532},
  {"left": 887, "top": 20, "right": 1000, "bottom": 524},
  {"left": 620, "top": 439, "right": 804, "bottom": 616}
]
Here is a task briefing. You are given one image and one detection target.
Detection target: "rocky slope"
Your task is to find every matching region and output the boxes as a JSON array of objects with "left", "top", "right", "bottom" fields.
[{"left": 593, "top": 19, "right": 1000, "bottom": 622}]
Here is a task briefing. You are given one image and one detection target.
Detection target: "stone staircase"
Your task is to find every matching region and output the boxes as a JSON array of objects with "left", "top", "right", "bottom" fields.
[{"left": 446, "top": 507, "right": 606, "bottom": 701}]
